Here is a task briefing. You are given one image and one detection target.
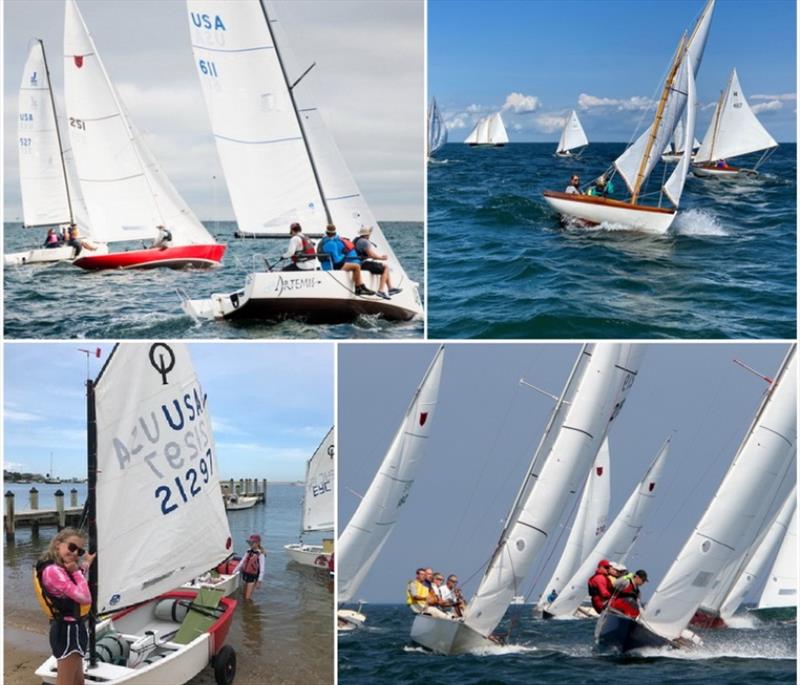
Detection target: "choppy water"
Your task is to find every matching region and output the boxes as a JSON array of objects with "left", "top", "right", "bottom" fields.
[
  {"left": 338, "top": 605, "right": 796, "bottom": 685},
  {"left": 4, "top": 483, "right": 333, "bottom": 685},
  {"left": 427, "top": 143, "right": 796, "bottom": 339},
  {"left": 3, "top": 221, "right": 423, "bottom": 339}
]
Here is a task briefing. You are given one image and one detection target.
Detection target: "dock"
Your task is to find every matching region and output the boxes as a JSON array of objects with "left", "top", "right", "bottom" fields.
[{"left": 4, "top": 487, "right": 84, "bottom": 541}]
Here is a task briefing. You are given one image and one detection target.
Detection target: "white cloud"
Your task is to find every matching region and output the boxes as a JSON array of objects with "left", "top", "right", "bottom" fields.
[
  {"left": 446, "top": 113, "right": 472, "bottom": 130},
  {"left": 751, "top": 100, "right": 784, "bottom": 114},
  {"left": 751, "top": 93, "right": 796, "bottom": 102},
  {"left": 502, "top": 92, "right": 540, "bottom": 114},
  {"left": 4, "top": 408, "right": 41, "bottom": 423},
  {"left": 534, "top": 114, "right": 567, "bottom": 133},
  {"left": 578, "top": 93, "right": 655, "bottom": 111}
]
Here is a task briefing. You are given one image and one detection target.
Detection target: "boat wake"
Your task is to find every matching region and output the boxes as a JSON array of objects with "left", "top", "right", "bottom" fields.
[
  {"left": 672, "top": 208, "right": 728, "bottom": 236},
  {"left": 468, "top": 642, "right": 539, "bottom": 657},
  {"left": 725, "top": 614, "right": 760, "bottom": 630},
  {"left": 632, "top": 637, "right": 795, "bottom": 661}
]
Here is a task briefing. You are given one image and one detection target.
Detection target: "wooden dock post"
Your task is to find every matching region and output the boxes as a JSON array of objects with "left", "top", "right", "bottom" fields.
[
  {"left": 29, "top": 487, "right": 39, "bottom": 510},
  {"left": 263, "top": 479, "right": 268, "bottom": 503},
  {"left": 5, "top": 491, "right": 15, "bottom": 542},
  {"left": 70, "top": 488, "right": 78, "bottom": 508},
  {"left": 55, "top": 489, "right": 66, "bottom": 529}
]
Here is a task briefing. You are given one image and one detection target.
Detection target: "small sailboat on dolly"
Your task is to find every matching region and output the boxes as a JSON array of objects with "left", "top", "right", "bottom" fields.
[
  {"left": 6, "top": 39, "right": 104, "bottom": 267},
  {"left": 410, "top": 344, "right": 642, "bottom": 655},
  {"left": 595, "top": 345, "right": 796, "bottom": 654},
  {"left": 62, "top": 0, "right": 225, "bottom": 270},
  {"left": 285, "top": 428, "right": 334, "bottom": 568},
  {"left": 182, "top": 1, "right": 421, "bottom": 323},
  {"left": 465, "top": 112, "right": 508, "bottom": 147},
  {"left": 555, "top": 110, "right": 589, "bottom": 158},
  {"left": 338, "top": 347, "right": 444, "bottom": 631},
  {"left": 543, "top": 0, "right": 714, "bottom": 234},
  {"left": 35, "top": 343, "right": 238, "bottom": 684},
  {"left": 428, "top": 97, "right": 448, "bottom": 162},
  {"left": 692, "top": 69, "right": 778, "bottom": 178}
]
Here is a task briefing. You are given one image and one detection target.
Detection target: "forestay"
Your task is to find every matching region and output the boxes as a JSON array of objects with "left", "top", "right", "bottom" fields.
[
  {"left": 641, "top": 346, "right": 797, "bottom": 640},
  {"left": 544, "top": 437, "right": 670, "bottom": 617},
  {"left": 337, "top": 347, "right": 444, "bottom": 605},
  {"left": 557, "top": 111, "right": 588, "bottom": 154},
  {"left": 64, "top": 0, "right": 213, "bottom": 246},
  {"left": 428, "top": 98, "right": 448, "bottom": 157},
  {"left": 92, "top": 343, "right": 231, "bottom": 614},
  {"left": 757, "top": 496, "right": 797, "bottom": 610},
  {"left": 464, "top": 344, "right": 643, "bottom": 638},
  {"left": 302, "top": 427, "right": 334, "bottom": 533}
]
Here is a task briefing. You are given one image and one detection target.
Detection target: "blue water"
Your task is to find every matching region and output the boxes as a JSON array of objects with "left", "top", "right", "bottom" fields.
[
  {"left": 3, "top": 483, "right": 333, "bottom": 685},
  {"left": 3, "top": 221, "right": 423, "bottom": 339},
  {"left": 427, "top": 143, "right": 796, "bottom": 339},
  {"left": 338, "top": 605, "right": 796, "bottom": 685}
]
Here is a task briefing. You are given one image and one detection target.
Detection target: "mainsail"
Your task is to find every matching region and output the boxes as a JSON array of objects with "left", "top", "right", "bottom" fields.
[
  {"left": 92, "top": 343, "right": 231, "bottom": 614},
  {"left": 641, "top": 345, "right": 797, "bottom": 640},
  {"left": 465, "top": 112, "right": 507, "bottom": 145},
  {"left": 338, "top": 347, "right": 445, "bottom": 605},
  {"left": 428, "top": 97, "right": 448, "bottom": 157},
  {"left": 463, "top": 344, "right": 643, "bottom": 638},
  {"left": 557, "top": 110, "right": 589, "bottom": 155},
  {"left": 302, "top": 427, "right": 334, "bottom": 534},
  {"left": 756, "top": 497, "right": 797, "bottom": 611},
  {"left": 64, "top": 0, "right": 214, "bottom": 247},
  {"left": 662, "top": 55, "right": 696, "bottom": 207}
]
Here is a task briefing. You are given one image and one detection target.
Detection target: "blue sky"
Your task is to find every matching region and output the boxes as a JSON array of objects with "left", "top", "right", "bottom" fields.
[
  {"left": 339, "top": 343, "right": 794, "bottom": 604},
  {"left": 430, "top": 0, "right": 796, "bottom": 143},
  {"left": 4, "top": 342, "right": 333, "bottom": 481}
]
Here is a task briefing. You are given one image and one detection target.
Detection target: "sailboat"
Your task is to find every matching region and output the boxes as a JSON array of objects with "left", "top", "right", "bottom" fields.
[
  {"left": 35, "top": 343, "right": 238, "bottom": 684},
  {"left": 410, "top": 344, "right": 643, "bottom": 655},
  {"left": 223, "top": 493, "right": 259, "bottom": 511},
  {"left": 285, "top": 427, "right": 334, "bottom": 568},
  {"left": 555, "top": 110, "right": 589, "bottom": 158},
  {"left": 337, "top": 347, "right": 445, "bottom": 631},
  {"left": 595, "top": 345, "right": 796, "bottom": 654},
  {"left": 661, "top": 119, "right": 701, "bottom": 163},
  {"left": 6, "top": 40, "right": 104, "bottom": 267},
  {"left": 62, "top": 0, "right": 224, "bottom": 270},
  {"left": 182, "top": 1, "right": 421, "bottom": 323},
  {"left": 464, "top": 112, "right": 508, "bottom": 147},
  {"left": 539, "top": 437, "right": 670, "bottom": 619},
  {"left": 427, "top": 97, "right": 448, "bottom": 161},
  {"left": 543, "top": 0, "right": 714, "bottom": 234},
  {"left": 692, "top": 69, "right": 778, "bottom": 177}
]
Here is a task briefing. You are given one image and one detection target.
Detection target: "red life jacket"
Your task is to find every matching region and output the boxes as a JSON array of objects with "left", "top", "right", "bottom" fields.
[
  {"left": 292, "top": 234, "right": 317, "bottom": 263},
  {"left": 241, "top": 549, "right": 261, "bottom": 576},
  {"left": 340, "top": 237, "right": 355, "bottom": 252}
]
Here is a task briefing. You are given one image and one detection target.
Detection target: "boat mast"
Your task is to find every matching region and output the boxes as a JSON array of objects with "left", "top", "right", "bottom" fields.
[
  {"left": 259, "top": 0, "right": 333, "bottom": 226},
  {"left": 86, "top": 376, "right": 98, "bottom": 668},
  {"left": 631, "top": 36, "right": 687, "bottom": 204},
  {"left": 38, "top": 39, "right": 74, "bottom": 226},
  {"left": 707, "top": 74, "right": 729, "bottom": 162}
]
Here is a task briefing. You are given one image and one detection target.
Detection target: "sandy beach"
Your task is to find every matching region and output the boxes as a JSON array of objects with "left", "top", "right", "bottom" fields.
[{"left": 4, "top": 608, "right": 50, "bottom": 685}]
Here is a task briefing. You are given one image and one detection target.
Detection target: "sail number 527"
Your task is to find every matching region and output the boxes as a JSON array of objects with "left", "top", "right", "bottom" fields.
[{"left": 155, "top": 451, "right": 214, "bottom": 515}]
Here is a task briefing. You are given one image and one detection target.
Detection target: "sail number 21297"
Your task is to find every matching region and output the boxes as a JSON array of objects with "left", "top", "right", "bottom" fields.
[{"left": 155, "top": 450, "right": 214, "bottom": 515}]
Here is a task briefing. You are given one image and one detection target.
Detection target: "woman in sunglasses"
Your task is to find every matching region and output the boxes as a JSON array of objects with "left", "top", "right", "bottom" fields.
[{"left": 34, "top": 527, "right": 96, "bottom": 685}]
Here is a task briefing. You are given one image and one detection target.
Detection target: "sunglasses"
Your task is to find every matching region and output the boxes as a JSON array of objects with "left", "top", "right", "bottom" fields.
[{"left": 67, "top": 542, "right": 86, "bottom": 556}]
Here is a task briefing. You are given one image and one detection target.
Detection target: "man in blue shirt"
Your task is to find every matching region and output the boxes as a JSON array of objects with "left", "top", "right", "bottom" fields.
[{"left": 317, "top": 224, "right": 374, "bottom": 296}]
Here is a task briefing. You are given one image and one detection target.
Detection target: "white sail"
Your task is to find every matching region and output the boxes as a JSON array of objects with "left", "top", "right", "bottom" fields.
[
  {"left": 464, "top": 116, "right": 482, "bottom": 144},
  {"left": 757, "top": 499, "right": 797, "bottom": 610},
  {"left": 338, "top": 347, "right": 445, "bottom": 605},
  {"left": 428, "top": 97, "right": 448, "bottom": 157},
  {"left": 539, "top": 438, "right": 610, "bottom": 605},
  {"left": 557, "top": 110, "right": 589, "bottom": 154},
  {"left": 64, "top": 0, "right": 213, "bottom": 246},
  {"left": 663, "top": 56, "right": 696, "bottom": 207},
  {"left": 544, "top": 436, "right": 670, "bottom": 617},
  {"left": 719, "top": 485, "right": 796, "bottom": 619},
  {"left": 302, "top": 427, "right": 334, "bottom": 533},
  {"left": 93, "top": 343, "right": 231, "bottom": 614},
  {"left": 642, "top": 346, "right": 797, "bottom": 640},
  {"left": 694, "top": 69, "right": 778, "bottom": 163},
  {"left": 488, "top": 113, "right": 509, "bottom": 144},
  {"left": 463, "top": 344, "right": 643, "bottom": 638}
]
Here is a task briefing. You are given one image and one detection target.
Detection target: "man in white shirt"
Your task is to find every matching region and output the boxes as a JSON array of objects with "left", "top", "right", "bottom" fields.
[
  {"left": 565, "top": 175, "right": 582, "bottom": 194},
  {"left": 281, "top": 222, "right": 317, "bottom": 271}
]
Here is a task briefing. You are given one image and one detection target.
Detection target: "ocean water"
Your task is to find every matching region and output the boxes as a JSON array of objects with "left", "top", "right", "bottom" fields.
[
  {"left": 427, "top": 143, "right": 796, "bottom": 339},
  {"left": 338, "top": 605, "right": 796, "bottom": 685},
  {"left": 3, "top": 482, "right": 333, "bottom": 685},
  {"left": 3, "top": 221, "right": 423, "bottom": 339}
]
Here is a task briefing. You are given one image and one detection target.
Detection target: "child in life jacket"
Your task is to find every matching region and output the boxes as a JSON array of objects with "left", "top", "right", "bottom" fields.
[{"left": 234, "top": 534, "right": 266, "bottom": 600}]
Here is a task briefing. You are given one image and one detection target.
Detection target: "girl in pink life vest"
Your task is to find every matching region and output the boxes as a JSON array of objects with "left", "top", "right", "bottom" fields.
[{"left": 234, "top": 534, "right": 266, "bottom": 600}]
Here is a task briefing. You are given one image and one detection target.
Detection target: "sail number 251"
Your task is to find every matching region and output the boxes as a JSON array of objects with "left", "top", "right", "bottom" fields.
[{"left": 155, "top": 450, "right": 214, "bottom": 515}]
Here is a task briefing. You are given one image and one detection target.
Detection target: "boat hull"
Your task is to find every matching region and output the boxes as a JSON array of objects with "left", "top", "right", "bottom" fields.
[
  {"left": 284, "top": 543, "right": 331, "bottom": 568},
  {"left": 690, "top": 607, "right": 727, "bottom": 629},
  {"left": 224, "top": 495, "right": 259, "bottom": 510},
  {"left": 5, "top": 245, "right": 78, "bottom": 266},
  {"left": 337, "top": 608, "right": 367, "bottom": 632},
  {"left": 594, "top": 609, "right": 673, "bottom": 654},
  {"left": 542, "top": 191, "right": 676, "bottom": 234},
  {"left": 692, "top": 163, "right": 753, "bottom": 178},
  {"left": 73, "top": 244, "right": 225, "bottom": 270},
  {"left": 35, "top": 591, "right": 236, "bottom": 684},
  {"left": 410, "top": 614, "right": 494, "bottom": 655},
  {"left": 180, "top": 572, "right": 240, "bottom": 598},
  {"left": 748, "top": 606, "right": 797, "bottom": 621},
  {"left": 182, "top": 270, "right": 422, "bottom": 323}
]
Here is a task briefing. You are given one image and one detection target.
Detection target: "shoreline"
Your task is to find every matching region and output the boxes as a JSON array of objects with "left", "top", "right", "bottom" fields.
[{"left": 4, "top": 610, "right": 49, "bottom": 685}]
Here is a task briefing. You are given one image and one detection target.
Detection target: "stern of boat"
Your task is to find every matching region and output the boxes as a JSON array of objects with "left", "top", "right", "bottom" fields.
[
  {"left": 337, "top": 608, "right": 367, "bottom": 632},
  {"left": 410, "top": 613, "right": 494, "bottom": 655}
]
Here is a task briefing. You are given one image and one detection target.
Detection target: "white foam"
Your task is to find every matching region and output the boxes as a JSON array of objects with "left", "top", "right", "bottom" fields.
[
  {"left": 468, "top": 642, "right": 538, "bottom": 656},
  {"left": 726, "top": 614, "right": 760, "bottom": 630},
  {"left": 672, "top": 209, "right": 728, "bottom": 236}
]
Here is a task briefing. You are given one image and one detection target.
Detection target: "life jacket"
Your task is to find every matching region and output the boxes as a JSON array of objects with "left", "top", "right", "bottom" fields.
[
  {"left": 614, "top": 574, "right": 640, "bottom": 601},
  {"left": 45, "top": 233, "right": 59, "bottom": 245},
  {"left": 406, "top": 579, "right": 428, "bottom": 605},
  {"left": 292, "top": 234, "right": 316, "bottom": 263},
  {"left": 340, "top": 237, "right": 355, "bottom": 253},
  {"left": 241, "top": 549, "right": 261, "bottom": 576},
  {"left": 33, "top": 560, "right": 91, "bottom": 622},
  {"left": 354, "top": 236, "right": 374, "bottom": 260}
]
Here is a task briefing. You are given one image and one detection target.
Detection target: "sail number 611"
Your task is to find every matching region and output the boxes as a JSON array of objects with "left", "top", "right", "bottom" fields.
[
  {"left": 155, "top": 450, "right": 214, "bottom": 515},
  {"left": 198, "top": 60, "right": 219, "bottom": 78}
]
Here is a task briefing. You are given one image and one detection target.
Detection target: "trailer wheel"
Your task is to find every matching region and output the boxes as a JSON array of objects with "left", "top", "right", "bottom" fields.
[{"left": 213, "top": 645, "right": 236, "bottom": 685}]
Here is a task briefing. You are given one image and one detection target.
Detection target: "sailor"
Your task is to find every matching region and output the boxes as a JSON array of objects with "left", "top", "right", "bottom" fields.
[
  {"left": 152, "top": 224, "right": 173, "bottom": 250},
  {"left": 281, "top": 222, "right": 317, "bottom": 272},
  {"left": 67, "top": 223, "right": 83, "bottom": 255},
  {"left": 587, "top": 559, "right": 614, "bottom": 614},
  {"left": 587, "top": 174, "right": 614, "bottom": 198},
  {"left": 424, "top": 573, "right": 451, "bottom": 619},
  {"left": 353, "top": 226, "right": 402, "bottom": 300},
  {"left": 43, "top": 228, "right": 60, "bottom": 248},
  {"left": 609, "top": 569, "right": 648, "bottom": 618},
  {"left": 565, "top": 175, "right": 582, "bottom": 195},
  {"left": 440, "top": 575, "right": 466, "bottom": 616},
  {"left": 234, "top": 534, "right": 266, "bottom": 600},
  {"left": 35, "top": 527, "right": 95, "bottom": 685},
  {"left": 405, "top": 567, "right": 429, "bottom": 613},
  {"left": 317, "top": 224, "right": 374, "bottom": 296}
]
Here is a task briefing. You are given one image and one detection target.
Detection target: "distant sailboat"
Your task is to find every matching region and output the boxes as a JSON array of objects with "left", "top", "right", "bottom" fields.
[
  {"left": 661, "top": 119, "right": 701, "bottom": 163},
  {"left": 465, "top": 112, "right": 508, "bottom": 147},
  {"left": 555, "top": 110, "right": 589, "bottom": 158},
  {"left": 692, "top": 68, "right": 778, "bottom": 177},
  {"left": 62, "top": 0, "right": 224, "bottom": 270},
  {"left": 543, "top": 0, "right": 714, "bottom": 234},
  {"left": 428, "top": 97, "right": 448, "bottom": 161}
]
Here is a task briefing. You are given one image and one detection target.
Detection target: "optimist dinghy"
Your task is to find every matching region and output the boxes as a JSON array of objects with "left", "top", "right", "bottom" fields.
[
  {"left": 284, "top": 428, "right": 334, "bottom": 568},
  {"left": 182, "top": 1, "right": 421, "bottom": 323},
  {"left": 62, "top": 0, "right": 224, "bottom": 271},
  {"left": 35, "top": 343, "right": 238, "bottom": 685}
]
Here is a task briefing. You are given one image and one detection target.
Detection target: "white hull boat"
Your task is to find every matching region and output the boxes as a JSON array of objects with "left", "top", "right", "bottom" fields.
[
  {"left": 181, "top": 573, "right": 240, "bottom": 598},
  {"left": 410, "top": 614, "right": 494, "bottom": 655},
  {"left": 692, "top": 163, "right": 755, "bottom": 178},
  {"left": 224, "top": 494, "right": 259, "bottom": 511},
  {"left": 555, "top": 110, "right": 588, "bottom": 158},
  {"left": 337, "top": 608, "right": 366, "bottom": 631},
  {"left": 284, "top": 543, "right": 331, "bottom": 569},
  {"left": 542, "top": 191, "right": 676, "bottom": 234},
  {"left": 5, "top": 245, "right": 78, "bottom": 266}
]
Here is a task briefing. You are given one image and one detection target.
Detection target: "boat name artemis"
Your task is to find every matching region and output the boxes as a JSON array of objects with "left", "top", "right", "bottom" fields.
[{"left": 274, "top": 275, "right": 322, "bottom": 296}]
